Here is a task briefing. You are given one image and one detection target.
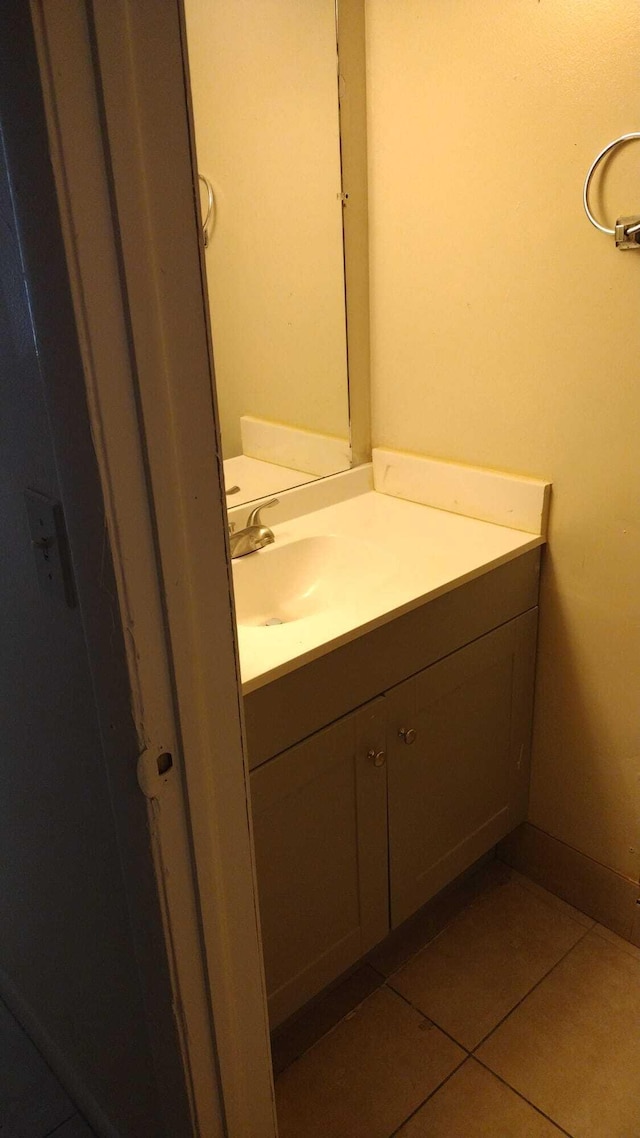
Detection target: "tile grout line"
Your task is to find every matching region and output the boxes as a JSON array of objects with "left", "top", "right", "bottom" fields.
[
  {"left": 274, "top": 869, "right": 506, "bottom": 1078},
  {"left": 367, "top": 863, "right": 512, "bottom": 984},
  {"left": 378, "top": 871, "right": 591, "bottom": 986},
  {"left": 371, "top": 923, "right": 452, "bottom": 984},
  {"left": 380, "top": 892, "right": 493, "bottom": 982},
  {"left": 590, "top": 922, "right": 640, "bottom": 962},
  {"left": 385, "top": 935, "right": 584, "bottom": 1138},
  {"left": 508, "top": 877, "right": 596, "bottom": 932},
  {"left": 373, "top": 981, "right": 471, "bottom": 1138},
  {"left": 471, "top": 923, "right": 593, "bottom": 1053},
  {"left": 462, "top": 925, "right": 597, "bottom": 1137},
  {"left": 386, "top": 1054, "right": 469, "bottom": 1138},
  {"left": 508, "top": 876, "right": 597, "bottom": 933},
  {"left": 273, "top": 981, "right": 387, "bottom": 1078},
  {"left": 367, "top": 960, "right": 388, "bottom": 981},
  {"left": 275, "top": 977, "right": 471, "bottom": 1138},
  {"left": 472, "top": 1056, "right": 575, "bottom": 1138},
  {"left": 383, "top": 981, "right": 471, "bottom": 1056},
  {"left": 42, "top": 1112, "right": 79, "bottom": 1137},
  {"left": 383, "top": 922, "right": 593, "bottom": 1137},
  {"left": 275, "top": 870, "right": 600, "bottom": 1131}
]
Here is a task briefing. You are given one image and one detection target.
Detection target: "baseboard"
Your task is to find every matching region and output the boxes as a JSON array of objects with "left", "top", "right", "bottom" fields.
[{"left": 498, "top": 822, "right": 640, "bottom": 944}]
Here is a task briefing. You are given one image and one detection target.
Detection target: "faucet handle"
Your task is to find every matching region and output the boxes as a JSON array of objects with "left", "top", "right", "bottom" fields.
[{"left": 247, "top": 497, "right": 279, "bottom": 527}]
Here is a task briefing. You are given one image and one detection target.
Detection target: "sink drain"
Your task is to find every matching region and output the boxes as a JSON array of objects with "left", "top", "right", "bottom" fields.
[{"left": 264, "top": 616, "right": 284, "bottom": 626}]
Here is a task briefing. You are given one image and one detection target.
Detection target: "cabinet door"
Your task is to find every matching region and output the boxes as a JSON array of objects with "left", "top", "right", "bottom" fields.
[
  {"left": 386, "top": 609, "right": 537, "bottom": 928},
  {"left": 250, "top": 698, "right": 388, "bottom": 1028}
]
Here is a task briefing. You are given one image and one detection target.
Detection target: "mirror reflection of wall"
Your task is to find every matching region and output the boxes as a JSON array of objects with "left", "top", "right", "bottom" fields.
[{"left": 184, "top": 0, "right": 352, "bottom": 506}]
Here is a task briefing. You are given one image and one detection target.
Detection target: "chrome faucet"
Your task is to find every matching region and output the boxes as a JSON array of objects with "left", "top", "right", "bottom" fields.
[{"left": 229, "top": 497, "right": 279, "bottom": 559}]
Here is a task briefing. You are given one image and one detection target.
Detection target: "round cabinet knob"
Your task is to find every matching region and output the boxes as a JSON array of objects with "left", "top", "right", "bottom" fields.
[
  {"left": 398, "top": 727, "right": 417, "bottom": 745},
  {"left": 367, "top": 748, "right": 386, "bottom": 767}
]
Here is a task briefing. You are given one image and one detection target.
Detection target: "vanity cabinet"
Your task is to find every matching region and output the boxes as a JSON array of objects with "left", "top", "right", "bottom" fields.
[
  {"left": 385, "top": 610, "right": 536, "bottom": 927},
  {"left": 246, "top": 551, "right": 541, "bottom": 1028},
  {"left": 250, "top": 699, "right": 389, "bottom": 1029}
]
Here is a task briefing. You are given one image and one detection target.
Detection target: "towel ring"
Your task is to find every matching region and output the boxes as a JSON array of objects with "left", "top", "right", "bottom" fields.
[
  {"left": 198, "top": 173, "right": 215, "bottom": 248},
  {"left": 583, "top": 133, "right": 640, "bottom": 248}
]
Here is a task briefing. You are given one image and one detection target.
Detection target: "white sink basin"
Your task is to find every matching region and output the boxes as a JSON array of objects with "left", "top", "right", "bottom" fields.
[
  {"left": 232, "top": 533, "right": 394, "bottom": 627},
  {"left": 230, "top": 487, "right": 543, "bottom": 692}
]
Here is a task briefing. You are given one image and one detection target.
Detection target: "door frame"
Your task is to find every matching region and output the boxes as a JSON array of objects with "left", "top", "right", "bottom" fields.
[{"left": 30, "top": 2, "right": 277, "bottom": 1135}]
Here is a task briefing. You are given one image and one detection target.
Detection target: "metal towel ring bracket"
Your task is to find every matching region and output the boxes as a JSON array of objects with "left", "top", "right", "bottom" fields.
[
  {"left": 583, "top": 133, "right": 640, "bottom": 249},
  {"left": 198, "top": 173, "right": 215, "bottom": 248}
]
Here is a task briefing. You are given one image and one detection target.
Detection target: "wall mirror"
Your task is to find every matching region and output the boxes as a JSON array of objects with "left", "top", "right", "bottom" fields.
[{"left": 184, "top": 0, "right": 370, "bottom": 507}]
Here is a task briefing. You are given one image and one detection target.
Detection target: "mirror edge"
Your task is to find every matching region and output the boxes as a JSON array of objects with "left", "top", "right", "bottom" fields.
[{"left": 338, "top": 0, "right": 371, "bottom": 468}]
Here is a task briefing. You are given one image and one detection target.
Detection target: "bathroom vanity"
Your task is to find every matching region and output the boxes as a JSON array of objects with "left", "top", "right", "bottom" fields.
[{"left": 231, "top": 453, "right": 550, "bottom": 1029}]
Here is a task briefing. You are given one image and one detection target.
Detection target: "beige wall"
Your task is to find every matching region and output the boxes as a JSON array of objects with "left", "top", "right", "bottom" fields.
[
  {"left": 184, "top": 0, "right": 350, "bottom": 458},
  {"left": 366, "top": 1, "right": 640, "bottom": 881}
]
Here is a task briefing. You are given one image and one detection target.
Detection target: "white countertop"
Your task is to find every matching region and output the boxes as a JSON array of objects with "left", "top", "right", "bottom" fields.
[{"left": 234, "top": 489, "right": 543, "bottom": 693}]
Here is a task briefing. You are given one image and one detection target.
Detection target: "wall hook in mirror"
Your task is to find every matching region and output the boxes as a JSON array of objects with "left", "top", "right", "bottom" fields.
[
  {"left": 198, "top": 173, "right": 215, "bottom": 248},
  {"left": 583, "top": 133, "right": 640, "bottom": 249}
]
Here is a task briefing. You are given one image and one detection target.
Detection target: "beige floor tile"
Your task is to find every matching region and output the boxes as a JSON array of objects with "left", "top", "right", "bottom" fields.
[
  {"left": 478, "top": 931, "right": 640, "bottom": 1138},
  {"left": 509, "top": 868, "right": 595, "bottom": 929},
  {"left": 368, "top": 858, "right": 510, "bottom": 978},
  {"left": 271, "top": 964, "right": 383, "bottom": 1075},
  {"left": 397, "top": 1059, "right": 566, "bottom": 1137},
  {"left": 275, "top": 986, "right": 464, "bottom": 1138},
  {"left": 592, "top": 922, "right": 640, "bottom": 962},
  {"left": 389, "top": 878, "right": 587, "bottom": 1049}
]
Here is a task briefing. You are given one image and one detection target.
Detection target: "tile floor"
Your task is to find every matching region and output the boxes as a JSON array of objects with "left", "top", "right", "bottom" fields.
[
  {"left": 0, "top": 998, "right": 93, "bottom": 1138},
  {"left": 273, "top": 861, "right": 640, "bottom": 1138}
]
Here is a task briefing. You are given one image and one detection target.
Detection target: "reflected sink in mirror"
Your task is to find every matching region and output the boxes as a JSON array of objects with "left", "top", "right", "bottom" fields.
[{"left": 232, "top": 534, "right": 395, "bottom": 628}]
